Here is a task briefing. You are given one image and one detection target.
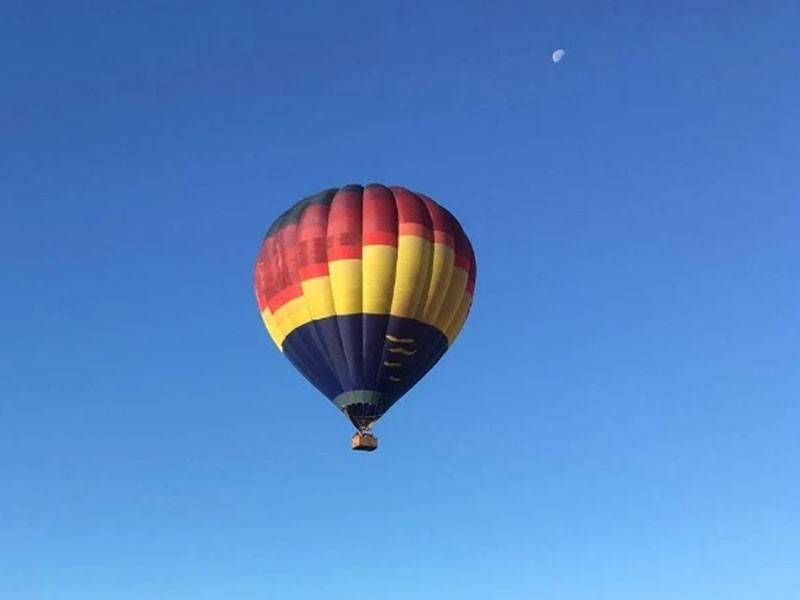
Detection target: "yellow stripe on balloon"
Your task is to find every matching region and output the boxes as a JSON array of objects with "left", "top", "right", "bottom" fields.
[
  {"left": 433, "top": 266, "right": 468, "bottom": 334},
  {"left": 362, "top": 245, "right": 397, "bottom": 314},
  {"left": 444, "top": 291, "right": 473, "bottom": 345},
  {"left": 260, "top": 307, "right": 284, "bottom": 351},
  {"left": 271, "top": 296, "right": 312, "bottom": 348},
  {"left": 420, "top": 242, "right": 455, "bottom": 325},
  {"left": 389, "top": 235, "right": 432, "bottom": 319},
  {"left": 301, "top": 275, "right": 336, "bottom": 321},
  {"left": 329, "top": 259, "right": 362, "bottom": 315}
]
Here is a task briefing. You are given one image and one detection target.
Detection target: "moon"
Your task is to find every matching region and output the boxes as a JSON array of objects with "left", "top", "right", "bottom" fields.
[{"left": 552, "top": 49, "right": 565, "bottom": 63}]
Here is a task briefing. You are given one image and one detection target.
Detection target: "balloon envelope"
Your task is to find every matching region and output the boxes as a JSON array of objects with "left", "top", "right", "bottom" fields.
[{"left": 253, "top": 184, "right": 477, "bottom": 430}]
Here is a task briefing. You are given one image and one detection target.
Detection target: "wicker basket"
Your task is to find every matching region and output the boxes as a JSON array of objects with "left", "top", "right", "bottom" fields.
[{"left": 351, "top": 432, "right": 378, "bottom": 452}]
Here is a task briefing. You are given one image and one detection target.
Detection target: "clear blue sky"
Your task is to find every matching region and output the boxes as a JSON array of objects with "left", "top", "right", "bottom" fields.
[{"left": 2, "top": 1, "right": 799, "bottom": 598}]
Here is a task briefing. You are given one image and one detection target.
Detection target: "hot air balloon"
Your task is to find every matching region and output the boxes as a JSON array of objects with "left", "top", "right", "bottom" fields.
[{"left": 253, "top": 184, "right": 477, "bottom": 451}]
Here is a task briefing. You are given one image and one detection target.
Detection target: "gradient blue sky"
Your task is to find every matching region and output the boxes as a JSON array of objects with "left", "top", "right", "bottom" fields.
[{"left": 2, "top": 1, "right": 799, "bottom": 598}]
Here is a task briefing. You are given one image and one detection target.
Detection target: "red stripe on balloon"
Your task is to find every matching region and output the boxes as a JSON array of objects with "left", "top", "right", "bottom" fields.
[
  {"left": 363, "top": 184, "right": 398, "bottom": 247},
  {"left": 267, "top": 282, "right": 304, "bottom": 312},
  {"left": 299, "top": 262, "right": 329, "bottom": 280},
  {"left": 328, "top": 245, "right": 361, "bottom": 261}
]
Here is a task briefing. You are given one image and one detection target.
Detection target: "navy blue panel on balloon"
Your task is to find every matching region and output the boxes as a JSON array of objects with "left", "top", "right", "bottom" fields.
[{"left": 281, "top": 314, "right": 449, "bottom": 427}]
